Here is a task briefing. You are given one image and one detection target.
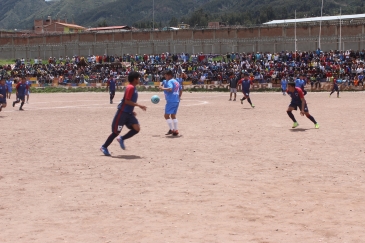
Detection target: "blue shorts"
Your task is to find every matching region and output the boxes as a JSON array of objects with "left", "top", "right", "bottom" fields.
[
  {"left": 7, "top": 88, "right": 12, "bottom": 93},
  {"left": 0, "top": 99, "right": 6, "bottom": 104},
  {"left": 333, "top": 85, "right": 339, "bottom": 91},
  {"left": 111, "top": 110, "right": 139, "bottom": 134},
  {"left": 165, "top": 102, "right": 179, "bottom": 114},
  {"left": 17, "top": 95, "right": 25, "bottom": 101},
  {"left": 289, "top": 102, "right": 309, "bottom": 112},
  {"left": 242, "top": 89, "right": 250, "bottom": 96}
]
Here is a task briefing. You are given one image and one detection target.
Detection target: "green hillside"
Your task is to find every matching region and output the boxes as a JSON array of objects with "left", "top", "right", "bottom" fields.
[{"left": 0, "top": 0, "right": 364, "bottom": 30}]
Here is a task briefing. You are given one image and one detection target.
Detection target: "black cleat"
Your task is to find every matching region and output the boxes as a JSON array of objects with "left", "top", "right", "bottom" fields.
[
  {"left": 165, "top": 129, "right": 173, "bottom": 135},
  {"left": 12, "top": 101, "right": 15, "bottom": 107}
]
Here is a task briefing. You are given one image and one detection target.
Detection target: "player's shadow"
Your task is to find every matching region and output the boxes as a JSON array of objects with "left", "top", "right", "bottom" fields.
[
  {"left": 290, "top": 128, "right": 309, "bottom": 132},
  {"left": 111, "top": 155, "right": 142, "bottom": 160},
  {"left": 165, "top": 135, "right": 183, "bottom": 138}
]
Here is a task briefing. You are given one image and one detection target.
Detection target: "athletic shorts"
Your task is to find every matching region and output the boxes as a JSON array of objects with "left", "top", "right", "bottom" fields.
[
  {"left": 109, "top": 90, "right": 115, "bottom": 95},
  {"left": 111, "top": 110, "right": 139, "bottom": 134},
  {"left": 230, "top": 88, "right": 237, "bottom": 93},
  {"left": 289, "top": 102, "right": 309, "bottom": 112},
  {"left": 7, "top": 88, "right": 12, "bottom": 93},
  {"left": 333, "top": 85, "right": 339, "bottom": 91},
  {"left": 242, "top": 89, "right": 250, "bottom": 96},
  {"left": 17, "top": 95, "right": 25, "bottom": 101},
  {"left": 165, "top": 102, "right": 179, "bottom": 115},
  {"left": 0, "top": 99, "right": 6, "bottom": 104},
  {"left": 26, "top": 90, "right": 30, "bottom": 95}
]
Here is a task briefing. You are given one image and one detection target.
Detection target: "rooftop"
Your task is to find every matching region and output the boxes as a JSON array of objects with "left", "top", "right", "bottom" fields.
[{"left": 263, "top": 13, "right": 365, "bottom": 25}]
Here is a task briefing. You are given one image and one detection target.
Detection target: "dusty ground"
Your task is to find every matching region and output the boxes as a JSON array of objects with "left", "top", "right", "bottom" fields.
[{"left": 0, "top": 91, "right": 364, "bottom": 243}]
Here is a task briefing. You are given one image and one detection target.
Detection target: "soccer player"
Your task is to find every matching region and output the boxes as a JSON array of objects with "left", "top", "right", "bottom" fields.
[
  {"left": 100, "top": 72, "right": 147, "bottom": 156},
  {"left": 229, "top": 73, "right": 238, "bottom": 101},
  {"left": 286, "top": 82, "right": 319, "bottom": 129},
  {"left": 12, "top": 77, "right": 29, "bottom": 111},
  {"left": 238, "top": 72, "right": 255, "bottom": 108},
  {"left": 281, "top": 76, "right": 288, "bottom": 95},
  {"left": 106, "top": 76, "right": 118, "bottom": 104},
  {"left": 0, "top": 78, "right": 7, "bottom": 112},
  {"left": 176, "top": 73, "right": 184, "bottom": 100},
  {"left": 159, "top": 70, "right": 180, "bottom": 136},
  {"left": 25, "top": 79, "right": 31, "bottom": 103},
  {"left": 5, "top": 78, "right": 12, "bottom": 99},
  {"left": 329, "top": 76, "right": 340, "bottom": 98}
]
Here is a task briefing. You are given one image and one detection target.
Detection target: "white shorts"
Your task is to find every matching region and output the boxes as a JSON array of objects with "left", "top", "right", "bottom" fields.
[{"left": 230, "top": 88, "right": 237, "bottom": 93}]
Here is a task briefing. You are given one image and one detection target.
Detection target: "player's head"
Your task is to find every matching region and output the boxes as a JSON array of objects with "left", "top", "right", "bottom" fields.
[
  {"left": 243, "top": 72, "right": 249, "bottom": 79},
  {"left": 0, "top": 77, "right": 4, "bottom": 85},
  {"left": 164, "top": 70, "right": 173, "bottom": 80},
  {"left": 287, "top": 82, "right": 295, "bottom": 92},
  {"left": 128, "top": 71, "right": 141, "bottom": 85},
  {"left": 21, "top": 76, "right": 26, "bottom": 83}
]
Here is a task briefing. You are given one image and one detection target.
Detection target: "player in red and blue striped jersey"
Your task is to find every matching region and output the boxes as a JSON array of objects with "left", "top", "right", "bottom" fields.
[
  {"left": 237, "top": 72, "right": 255, "bottom": 108},
  {"left": 100, "top": 72, "right": 147, "bottom": 156},
  {"left": 12, "top": 77, "right": 29, "bottom": 111},
  {"left": 286, "top": 82, "right": 319, "bottom": 129}
]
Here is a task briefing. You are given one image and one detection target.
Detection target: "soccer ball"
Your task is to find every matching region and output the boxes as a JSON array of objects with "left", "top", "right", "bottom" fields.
[{"left": 151, "top": 95, "right": 160, "bottom": 104}]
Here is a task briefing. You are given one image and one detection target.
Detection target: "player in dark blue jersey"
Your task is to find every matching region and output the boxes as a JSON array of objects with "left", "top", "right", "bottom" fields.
[
  {"left": 12, "top": 77, "right": 29, "bottom": 111},
  {"left": 100, "top": 72, "right": 147, "bottom": 156},
  {"left": 329, "top": 77, "right": 340, "bottom": 98},
  {"left": 106, "top": 77, "right": 118, "bottom": 104},
  {"left": 0, "top": 78, "right": 7, "bottom": 112},
  {"left": 287, "top": 82, "right": 319, "bottom": 129},
  {"left": 237, "top": 72, "right": 255, "bottom": 108}
]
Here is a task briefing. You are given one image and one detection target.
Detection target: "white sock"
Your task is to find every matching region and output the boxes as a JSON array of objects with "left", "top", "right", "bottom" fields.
[
  {"left": 167, "top": 119, "right": 173, "bottom": 130},
  {"left": 172, "top": 119, "right": 178, "bottom": 130}
]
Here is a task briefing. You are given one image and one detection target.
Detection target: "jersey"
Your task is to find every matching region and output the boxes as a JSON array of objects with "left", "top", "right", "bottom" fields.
[
  {"left": 117, "top": 84, "right": 138, "bottom": 113},
  {"left": 281, "top": 79, "right": 288, "bottom": 89},
  {"left": 26, "top": 80, "right": 32, "bottom": 87},
  {"left": 6, "top": 80, "right": 12, "bottom": 91},
  {"left": 107, "top": 79, "right": 116, "bottom": 91},
  {"left": 239, "top": 78, "right": 252, "bottom": 91},
  {"left": 0, "top": 84, "right": 6, "bottom": 101},
  {"left": 287, "top": 87, "right": 304, "bottom": 105},
  {"left": 295, "top": 78, "right": 302, "bottom": 88},
  {"left": 176, "top": 78, "right": 183, "bottom": 91},
  {"left": 16, "top": 83, "right": 29, "bottom": 97},
  {"left": 164, "top": 79, "right": 180, "bottom": 103},
  {"left": 229, "top": 77, "right": 239, "bottom": 88}
]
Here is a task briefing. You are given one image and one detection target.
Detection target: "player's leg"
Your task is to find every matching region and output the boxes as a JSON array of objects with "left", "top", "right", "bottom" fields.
[
  {"left": 302, "top": 104, "right": 319, "bottom": 128},
  {"left": 229, "top": 90, "right": 232, "bottom": 101},
  {"left": 117, "top": 115, "right": 140, "bottom": 150},
  {"left": 329, "top": 88, "right": 335, "bottom": 96},
  {"left": 336, "top": 87, "right": 340, "bottom": 98},
  {"left": 171, "top": 112, "right": 179, "bottom": 136},
  {"left": 233, "top": 89, "right": 236, "bottom": 101},
  {"left": 13, "top": 95, "right": 20, "bottom": 107},
  {"left": 0, "top": 103, "right": 5, "bottom": 112},
  {"left": 19, "top": 97, "right": 25, "bottom": 110},
  {"left": 287, "top": 105, "right": 299, "bottom": 128},
  {"left": 100, "top": 110, "right": 123, "bottom": 155},
  {"left": 240, "top": 91, "right": 246, "bottom": 104},
  {"left": 245, "top": 92, "right": 254, "bottom": 108},
  {"left": 26, "top": 91, "right": 29, "bottom": 103},
  {"left": 110, "top": 91, "right": 115, "bottom": 104},
  {"left": 165, "top": 103, "right": 174, "bottom": 134}
]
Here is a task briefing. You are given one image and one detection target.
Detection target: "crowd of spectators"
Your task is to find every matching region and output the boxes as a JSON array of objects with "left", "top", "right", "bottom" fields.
[{"left": 1, "top": 49, "right": 365, "bottom": 87}]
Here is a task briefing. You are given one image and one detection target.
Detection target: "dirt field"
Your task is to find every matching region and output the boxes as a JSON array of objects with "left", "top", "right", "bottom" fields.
[{"left": 1, "top": 91, "right": 365, "bottom": 243}]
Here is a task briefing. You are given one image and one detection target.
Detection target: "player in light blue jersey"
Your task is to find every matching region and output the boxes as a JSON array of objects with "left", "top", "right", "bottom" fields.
[
  {"left": 25, "top": 80, "right": 31, "bottom": 103},
  {"left": 5, "top": 79, "right": 12, "bottom": 99},
  {"left": 159, "top": 70, "right": 181, "bottom": 136},
  {"left": 281, "top": 76, "right": 288, "bottom": 95}
]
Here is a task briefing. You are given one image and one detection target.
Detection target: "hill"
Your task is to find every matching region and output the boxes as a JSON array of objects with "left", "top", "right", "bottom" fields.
[{"left": 0, "top": 0, "right": 364, "bottom": 30}]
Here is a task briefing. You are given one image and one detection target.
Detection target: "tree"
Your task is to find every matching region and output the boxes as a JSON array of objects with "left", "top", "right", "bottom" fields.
[
  {"left": 169, "top": 17, "right": 178, "bottom": 27},
  {"left": 98, "top": 19, "right": 108, "bottom": 27}
]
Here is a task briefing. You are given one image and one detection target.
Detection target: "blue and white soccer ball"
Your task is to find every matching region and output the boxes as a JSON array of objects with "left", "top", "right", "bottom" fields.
[{"left": 151, "top": 95, "right": 160, "bottom": 104}]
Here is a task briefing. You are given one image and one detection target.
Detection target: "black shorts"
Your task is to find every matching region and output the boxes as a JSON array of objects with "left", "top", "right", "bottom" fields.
[
  {"left": 289, "top": 102, "right": 309, "bottom": 112},
  {"left": 17, "top": 95, "right": 25, "bottom": 101},
  {"left": 333, "top": 85, "right": 339, "bottom": 91},
  {"left": 109, "top": 90, "right": 115, "bottom": 95},
  {"left": 111, "top": 110, "right": 139, "bottom": 134}
]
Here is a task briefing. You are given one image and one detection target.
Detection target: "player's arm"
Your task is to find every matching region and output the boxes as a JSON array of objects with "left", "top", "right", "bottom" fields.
[
  {"left": 124, "top": 87, "right": 147, "bottom": 111},
  {"left": 16, "top": 83, "right": 20, "bottom": 95},
  {"left": 159, "top": 82, "right": 173, "bottom": 92},
  {"left": 298, "top": 89, "right": 306, "bottom": 115},
  {"left": 106, "top": 81, "right": 110, "bottom": 92}
]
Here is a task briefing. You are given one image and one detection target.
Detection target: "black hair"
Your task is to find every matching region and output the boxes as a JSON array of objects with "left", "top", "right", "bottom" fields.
[
  {"left": 164, "top": 70, "right": 173, "bottom": 76},
  {"left": 288, "top": 82, "right": 295, "bottom": 87},
  {"left": 128, "top": 71, "right": 140, "bottom": 83}
]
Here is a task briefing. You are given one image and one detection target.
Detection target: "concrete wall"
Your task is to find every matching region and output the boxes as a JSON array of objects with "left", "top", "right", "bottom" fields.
[{"left": 1, "top": 23, "right": 365, "bottom": 59}]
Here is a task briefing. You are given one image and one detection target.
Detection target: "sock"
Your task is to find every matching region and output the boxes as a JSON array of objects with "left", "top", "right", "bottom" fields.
[
  {"left": 172, "top": 119, "right": 178, "bottom": 130},
  {"left": 330, "top": 91, "right": 334, "bottom": 95},
  {"left": 241, "top": 97, "right": 246, "bottom": 101},
  {"left": 20, "top": 102, "right": 24, "bottom": 109},
  {"left": 102, "top": 133, "right": 119, "bottom": 148},
  {"left": 247, "top": 98, "right": 252, "bottom": 105},
  {"left": 306, "top": 114, "right": 317, "bottom": 124},
  {"left": 110, "top": 94, "right": 115, "bottom": 101},
  {"left": 122, "top": 128, "right": 139, "bottom": 140},
  {"left": 166, "top": 119, "right": 173, "bottom": 130},
  {"left": 337, "top": 91, "right": 340, "bottom": 97},
  {"left": 14, "top": 100, "right": 20, "bottom": 104},
  {"left": 287, "top": 111, "right": 297, "bottom": 122}
]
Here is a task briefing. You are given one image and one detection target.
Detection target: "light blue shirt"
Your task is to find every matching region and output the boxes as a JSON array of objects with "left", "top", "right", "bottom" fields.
[{"left": 164, "top": 79, "right": 180, "bottom": 103}]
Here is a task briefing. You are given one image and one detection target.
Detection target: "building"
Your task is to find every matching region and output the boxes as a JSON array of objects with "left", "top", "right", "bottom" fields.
[
  {"left": 34, "top": 16, "right": 86, "bottom": 34},
  {"left": 86, "top": 26, "right": 131, "bottom": 33}
]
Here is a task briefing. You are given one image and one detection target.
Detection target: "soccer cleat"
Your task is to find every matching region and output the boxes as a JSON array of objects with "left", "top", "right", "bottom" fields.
[
  {"left": 251, "top": 104, "right": 255, "bottom": 108},
  {"left": 19, "top": 108, "right": 24, "bottom": 111},
  {"left": 240, "top": 99, "right": 243, "bottom": 104},
  {"left": 12, "top": 101, "right": 15, "bottom": 107},
  {"left": 117, "top": 137, "right": 126, "bottom": 150},
  {"left": 292, "top": 122, "right": 299, "bottom": 128},
  {"left": 100, "top": 147, "right": 111, "bottom": 156},
  {"left": 233, "top": 99, "right": 236, "bottom": 101},
  {"left": 165, "top": 129, "right": 173, "bottom": 135},
  {"left": 315, "top": 123, "right": 320, "bottom": 129},
  {"left": 229, "top": 99, "right": 231, "bottom": 101},
  {"left": 172, "top": 130, "right": 179, "bottom": 136}
]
